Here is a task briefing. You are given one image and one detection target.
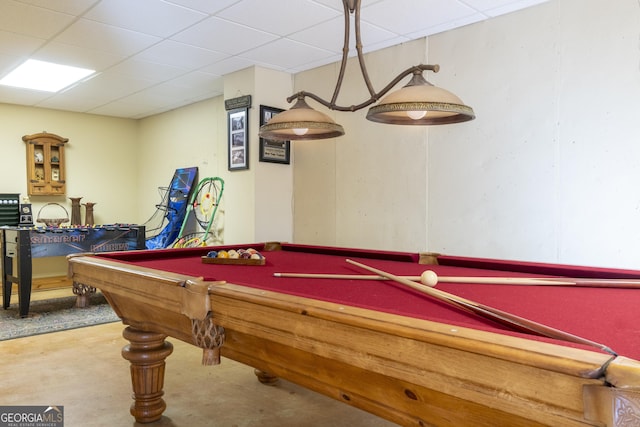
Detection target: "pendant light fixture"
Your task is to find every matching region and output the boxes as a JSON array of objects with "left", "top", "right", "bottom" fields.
[{"left": 258, "top": 0, "right": 475, "bottom": 141}]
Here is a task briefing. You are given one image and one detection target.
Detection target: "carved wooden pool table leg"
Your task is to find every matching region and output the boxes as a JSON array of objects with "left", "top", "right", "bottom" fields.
[
  {"left": 254, "top": 369, "right": 280, "bottom": 385},
  {"left": 121, "top": 327, "right": 174, "bottom": 423}
]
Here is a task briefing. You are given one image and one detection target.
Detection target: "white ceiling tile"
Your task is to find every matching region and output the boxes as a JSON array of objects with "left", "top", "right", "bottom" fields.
[
  {"left": 288, "top": 53, "right": 342, "bottom": 73},
  {"left": 162, "top": 71, "right": 223, "bottom": 92},
  {"left": 37, "top": 91, "right": 111, "bottom": 112},
  {"left": 355, "top": 35, "right": 411, "bottom": 56},
  {"left": 62, "top": 71, "right": 156, "bottom": 101},
  {"left": 0, "top": 53, "right": 23, "bottom": 81},
  {"left": 0, "top": 84, "right": 53, "bottom": 105},
  {"left": 84, "top": 0, "right": 208, "bottom": 37},
  {"left": 459, "top": 0, "right": 516, "bottom": 8},
  {"left": 163, "top": 0, "right": 242, "bottom": 15},
  {"left": 54, "top": 18, "right": 161, "bottom": 56},
  {"left": 187, "top": 88, "right": 224, "bottom": 103},
  {"left": 479, "top": 0, "right": 549, "bottom": 17},
  {"left": 88, "top": 100, "right": 161, "bottom": 118},
  {"left": 14, "top": 0, "right": 99, "bottom": 15},
  {"left": 104, "top": 90, "right": 192, "bottom": 117},
  {"left": 0, "top": 30, "right": 44, "bottom": 57},
  {"left": 217, "top": 0, "right": 340, "bottom": 36},
  {"left": 308, "top": 0, "right": 342, "bottom": 12},
  {"left": 107, "top": 59, "right": 189, "bottom": 83},
  {"left": 459, "top": 0, "right": 545, "bottom": 13},
  {"left": 124, "top": 72, "right": 224, "bottom": 111},
  {"left": 34, "top": 41, "right": 126, "bottom": 71},
  {"left": 137, "top": 40, "right": 229, "bottom": 69},
  {"left": 131, "top": 82, "right": 194, "bottom": 100},
  {"left": 405, "top": 13, "right": 486, "bottom": 39},
  {"left": 117, "top": 89, "right": 182, "bottom": 106},
  {"left": 310, "top": 0, "right": 387, "bottom": 12},
  {"left": 240, "top": 38, "right": 334, "bottom": 71},
  {"left": 290, "top": 15, "right": 400, "bottom": 55},
  {"left": 200, "top": 56, "right": 255, "bottom": 77},
  {"left": 97, "top": 78, "right": 221, "bottom": 117},
  {"left": 364, "top": 0, "right": 477, "bottom": 35},
  {"left": 171, "top": 16, "right": 278, "bottom": 54},
  {"left": 0, "top": 0, "right": 76, "bottom": 39}
]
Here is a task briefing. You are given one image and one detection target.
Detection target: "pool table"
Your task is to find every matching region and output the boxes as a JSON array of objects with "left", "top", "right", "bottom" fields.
[{"left": 67, "top": 242, "right": 640, "bottom": 426}]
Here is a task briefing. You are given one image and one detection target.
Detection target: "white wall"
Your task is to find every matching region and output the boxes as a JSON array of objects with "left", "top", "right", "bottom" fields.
[
  {"left": 253, "top": 67, "right": 294, "bottom": 244},
  {"left": 428, "top": 0, "right": 640, "bottom": 268},
  {"left": 293, "top": 40, "right": 430, "bottom": 252},
  {"left": 0, "top": 104, "right": 139, "bottom": 224},
  {"left": 428, "top": 2, "right": 560, "bottom": 263},
  {"left": 292, "top": 0, "right": 640, "bottom": 269}
]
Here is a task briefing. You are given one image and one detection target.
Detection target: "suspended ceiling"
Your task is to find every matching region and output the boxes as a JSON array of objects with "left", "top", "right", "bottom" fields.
[{"left": 0, "top": 0, "right": 547, "bottom": 119}]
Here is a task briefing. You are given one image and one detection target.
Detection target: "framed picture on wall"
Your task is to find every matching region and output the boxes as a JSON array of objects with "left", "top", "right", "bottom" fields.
[
  {"left": 228, "top": 107, "right": 248, "bottom": 170},
  {"left": 259, "top": 105, "right": 290, "bottom": 165}
]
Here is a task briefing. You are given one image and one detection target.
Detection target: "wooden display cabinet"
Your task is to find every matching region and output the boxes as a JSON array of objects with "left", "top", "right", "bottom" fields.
[{"left": 23, "top": 132, "right": 68, "bottom": 196}]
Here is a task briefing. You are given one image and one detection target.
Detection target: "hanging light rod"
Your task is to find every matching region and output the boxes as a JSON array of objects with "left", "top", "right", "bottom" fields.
[{"left": 259, "top": 0, "right": 475, "bottom": 142}]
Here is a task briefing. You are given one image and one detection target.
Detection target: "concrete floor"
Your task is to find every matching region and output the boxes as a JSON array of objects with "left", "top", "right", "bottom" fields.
[{"left": 0, "top": 311, "right": 398, "bottom": 427}]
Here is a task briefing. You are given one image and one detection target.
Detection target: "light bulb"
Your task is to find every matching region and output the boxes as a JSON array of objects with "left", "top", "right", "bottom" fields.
[
  {"left": 407, "top": 110, "right": 427, "bottom": 120},
  {"left": 293, "top": 128, "right": 309, "bottom": 136}
]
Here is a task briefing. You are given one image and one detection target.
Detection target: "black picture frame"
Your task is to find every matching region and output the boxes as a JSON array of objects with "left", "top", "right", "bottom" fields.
[
  {"left": 259, "top": 105, "right": 290, "bottom": 165},
  {"left": 228, "top": 107, "right": 248, "bottom": 170}
]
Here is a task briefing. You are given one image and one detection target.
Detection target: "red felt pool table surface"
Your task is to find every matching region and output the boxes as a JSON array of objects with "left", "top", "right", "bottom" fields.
[
  {"left": 70, "top": 242, "right": 640, "bottom": 426},
  {"left": 99, "top": 242, "right": 640, "bottom": 360}
]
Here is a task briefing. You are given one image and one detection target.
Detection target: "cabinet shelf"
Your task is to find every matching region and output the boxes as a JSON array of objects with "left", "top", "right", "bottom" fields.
[{"left": 23, "top": 132, "right": 68, "bottom": 196}]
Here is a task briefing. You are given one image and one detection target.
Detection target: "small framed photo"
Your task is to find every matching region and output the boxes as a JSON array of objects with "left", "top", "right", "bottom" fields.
[
  {"left": 228, "top": 108, "right": 248, "bottom": 170},
  {"left": 259, "top": 105, "right": 290, "bottom": 165}
]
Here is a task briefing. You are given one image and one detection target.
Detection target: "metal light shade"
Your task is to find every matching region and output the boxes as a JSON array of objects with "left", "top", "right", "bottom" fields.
[
  {"left": 261, "top": 0, "right": 474, "bottom": 141},
  {"left": 367, "top": 71, "right": 475, "bottom": 125},
  {"left": 259, "top": 97, "right": 345, "bottom": 141}
]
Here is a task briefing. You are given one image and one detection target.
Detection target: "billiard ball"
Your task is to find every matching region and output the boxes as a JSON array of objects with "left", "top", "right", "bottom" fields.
[
  {"left": 207, "top": 251, "right": 218, "bottom": 258},
  {"left": 420, "top": 270, "right": 438, "bottom": 287},
  {"left": 217, "top": 250, "right": 229, "bottom": 258},
  {"left": 228, "top": 250, "right": 239, "bottom": 259}
]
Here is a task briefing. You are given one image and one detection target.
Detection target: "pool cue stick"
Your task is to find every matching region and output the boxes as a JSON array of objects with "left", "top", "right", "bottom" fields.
[
  {"left": 345, "top": 259, "right": 617, "bottom": 356},
  {"left": 273, "top": 272, "right": 393, "bottom": 281},
  {"left": 273, "top": 272, "right": 573, "bottom": 286},
  {"left": 273, "top": 271, "right": 640, "bottom": 288},
  {"left": 434, "top": 276, "right": 640, "bottom": 288}
]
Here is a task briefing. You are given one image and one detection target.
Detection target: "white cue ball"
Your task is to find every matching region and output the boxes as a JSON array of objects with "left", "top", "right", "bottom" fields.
[{"left": 420, "top": 270, "right": 438, "bottom": 286}]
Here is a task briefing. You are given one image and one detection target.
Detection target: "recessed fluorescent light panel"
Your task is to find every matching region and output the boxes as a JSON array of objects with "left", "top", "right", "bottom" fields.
[{"left": 0, "top": 59, "right": 95, "bottom": 92}]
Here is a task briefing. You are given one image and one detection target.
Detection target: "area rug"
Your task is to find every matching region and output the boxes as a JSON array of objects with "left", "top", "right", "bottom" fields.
[{"left": 0, "top": 294, "right": 119, "bottom": 341}]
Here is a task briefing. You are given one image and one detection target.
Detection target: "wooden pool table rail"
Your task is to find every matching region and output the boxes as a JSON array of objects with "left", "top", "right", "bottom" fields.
[{"left": 68, "top": 253, "right": 640, "bottom": 426}]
